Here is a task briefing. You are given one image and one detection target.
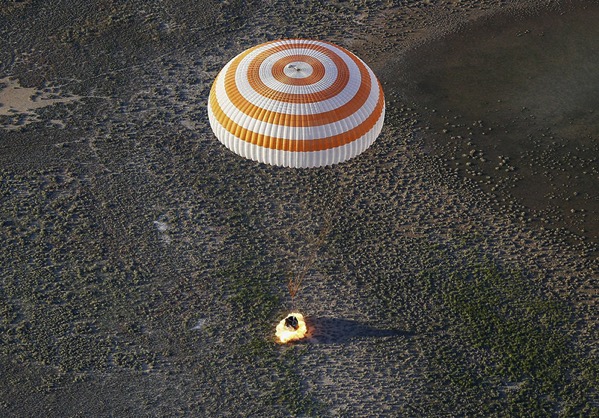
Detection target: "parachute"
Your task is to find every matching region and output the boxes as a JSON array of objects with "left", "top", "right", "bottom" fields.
[{"left": 208, "top": 39, "right": 385, "bottom": 168}]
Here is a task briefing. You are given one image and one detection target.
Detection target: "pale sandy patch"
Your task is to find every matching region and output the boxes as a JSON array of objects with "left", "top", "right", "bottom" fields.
[{"left": 0, "top": 77, "right": 81, "bottom": 129}]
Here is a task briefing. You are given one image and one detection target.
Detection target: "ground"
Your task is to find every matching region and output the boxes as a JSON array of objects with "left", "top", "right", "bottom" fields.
[{"left": 0, "top": 0, "right": 597, "bottom": 417}]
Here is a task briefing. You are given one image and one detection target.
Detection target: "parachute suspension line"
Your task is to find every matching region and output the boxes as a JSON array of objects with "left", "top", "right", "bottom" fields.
[
  {"left": 287, "top": 218, "right": 331, "bottom": 310},
  {"left": 286, "top": 170, "right": 343, "bottom": 310}
]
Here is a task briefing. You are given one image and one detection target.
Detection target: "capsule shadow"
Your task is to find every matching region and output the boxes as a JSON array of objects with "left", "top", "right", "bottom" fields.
[{"left": 303, "top": 316, "right": 415, "bottom": 344}]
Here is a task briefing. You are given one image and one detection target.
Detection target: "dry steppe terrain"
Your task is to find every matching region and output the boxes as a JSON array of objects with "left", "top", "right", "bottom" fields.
[{"left": 1, "top": 0, "right": 597, "bottom": 416}]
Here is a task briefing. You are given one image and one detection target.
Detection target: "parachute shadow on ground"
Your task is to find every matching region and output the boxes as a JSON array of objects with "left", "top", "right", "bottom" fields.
[{"left": 303, "top": 317, "right": 414, "bottom": 344}]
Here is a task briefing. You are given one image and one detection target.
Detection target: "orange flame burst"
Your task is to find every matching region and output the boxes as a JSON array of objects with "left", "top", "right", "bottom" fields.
[{"left": 275, "top": 313, "right": 307, "bottom": 343}]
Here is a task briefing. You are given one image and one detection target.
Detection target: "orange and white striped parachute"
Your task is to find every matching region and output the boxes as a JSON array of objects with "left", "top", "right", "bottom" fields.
[{"left": 207, "top": 39, "right": 385, "bottom": 168}]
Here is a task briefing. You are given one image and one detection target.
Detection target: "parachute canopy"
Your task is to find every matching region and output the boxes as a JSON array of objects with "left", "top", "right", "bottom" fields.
[{"left": 208, "top": 39, "right": 385, "bottom": 168}]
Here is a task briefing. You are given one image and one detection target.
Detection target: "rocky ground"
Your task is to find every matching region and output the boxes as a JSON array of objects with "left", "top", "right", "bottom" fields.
[{"left": 0, "top": 0, "right": 597, "bottom": 416}]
